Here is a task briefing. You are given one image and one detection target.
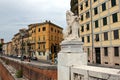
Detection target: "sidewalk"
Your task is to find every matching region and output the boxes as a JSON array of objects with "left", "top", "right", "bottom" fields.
[{"left": 3, "top": 56, "right": 57, "bottom": 69}]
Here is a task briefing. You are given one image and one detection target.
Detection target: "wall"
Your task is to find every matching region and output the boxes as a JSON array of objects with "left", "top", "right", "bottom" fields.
[
  {"left": 1, "top": 57, "right": 57, "bottom": 80},
  {"left": 71, "top": 65, "right": 120, "bottom": 80},
  {"left": 0, "top": 62, "right": 14, "bottom": 80}
]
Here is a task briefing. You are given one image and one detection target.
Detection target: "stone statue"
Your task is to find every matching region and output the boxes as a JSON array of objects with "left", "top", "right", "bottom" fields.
[{"left": 64, "top": 10, "right": 80, "bottom": 40}]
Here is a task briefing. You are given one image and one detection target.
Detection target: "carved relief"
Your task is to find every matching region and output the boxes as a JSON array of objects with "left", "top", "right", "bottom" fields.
[{"left": 73, "top": 73, "right": 84, "bottom": 80}]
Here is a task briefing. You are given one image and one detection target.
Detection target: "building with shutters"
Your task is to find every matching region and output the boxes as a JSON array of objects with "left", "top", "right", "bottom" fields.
[
  {"left": 27, "top": 21, "right": 63, "bottom": 61},
  {"left": 76, "top": 0, "right": 120, "bottom": 67}
]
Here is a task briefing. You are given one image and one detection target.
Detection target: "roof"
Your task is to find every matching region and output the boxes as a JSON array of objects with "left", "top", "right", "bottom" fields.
[
  {"left": 14, "top": 32, "right": 20, "bottom": 36},
  {"left": 28, "top": 20, "right": 63, "bottom": 30}
]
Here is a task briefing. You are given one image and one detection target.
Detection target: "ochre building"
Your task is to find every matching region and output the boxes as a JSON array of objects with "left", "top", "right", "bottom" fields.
[
  {"left": 77, "top": 0, "right": 120, "bottom": 67},
  {"left": 28, "top": 21, "right": 63, "bottom": 61}
]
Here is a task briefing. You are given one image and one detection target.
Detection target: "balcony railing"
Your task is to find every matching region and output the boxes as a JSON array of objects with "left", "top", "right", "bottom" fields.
[
  {"left": 37, "top": 40, "right": 46, "bottom": 44},
  {"left": 29, "top": 41, "right": 35, "bottom": 44}
]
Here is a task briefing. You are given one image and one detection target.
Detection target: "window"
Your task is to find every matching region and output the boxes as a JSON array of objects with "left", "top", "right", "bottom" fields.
[
  {"left": 114, "top": 47, "right": 119, "bottom": 56},
  {"left": 51, "top": 28, "right": 53, "bottom": 32},
  {"left": 87, "top": 36, "right": 90, "bottom": 43},
  {"left": 38, "top": 44, "right": 40, "bottom": 49},
  {"left": 111, "top": 0, "right": 116, "bottom": 7},
  {"left": 81, "top": 26, "right": 84, "bottom": 32},
  {"left": 38, "top": 28, "right": 40, "bottom": 32},
  {"left": 86, "top": 11, "right": 90, "bottom": 18},
  {"left": 104, "top": 32, "right": 108, "bottom": 40},
  {"left": 95, "top": 20, "right": 99, "bottom": 28},
  {"left": 82, "top": 37, "right": 84, "bottom": 42},
  {"left": 95, "top": 34, "right": 99, "bottom": 41},
  {"left": 115, "top": 63, "right": 119, "bottom": 66},
  {"left": 58, "top": 30, "right": 59, "bottom": 33},
  {"left": 42, "top": 27, "right": 46, "bottom": 31},
  {"left": 85, "top": 1, "right": 88, "bottom": 7},
  {"left": 43, "top": 51, "right": 45, "bottom": 56},
  {"left": 38, "top": 52, "right": 42, "bottom": 55},
  {"left": 86, "top": 23, "right": 89, "bottom": 30},
  {"left": 104, "top": 47, "right": 108, "bottom": 56},
  {"left": 87, "top": 48, "right": 90, "bottom": 57},
  {"left": 102, "top": 3, "right": 106, "bottom": 11},
  {"left": 43, "top": 36, "right": 45, "bottom": 41},
  {"left": 38, "top": 37, "right": 40, "bottom": 41},
  {"left": 94, "top": 0, "right": 97, "bottom": 2},
  {"left": 43, "top": 44, "right": 45, "bottom": 50},
  {"left": 114, "top": 30, "right": 119, "bottom": 39},
  {"left": 81, "top": 15, "right": 83, "bottom": 21},
  {"left": 80, "top": 4, "right": 83, "bottom": 10},
  {"left": 94, "top": 7, "right": 98, "bottom": 15},
  {"left": 103, "top": 17, "right": 107, "bottom": 26},
  {"left": 112, "top": 13, "right": 118, "bottom": 23},
  {"left": 105, "top": 62, "right": 108, "bottom": 64}
]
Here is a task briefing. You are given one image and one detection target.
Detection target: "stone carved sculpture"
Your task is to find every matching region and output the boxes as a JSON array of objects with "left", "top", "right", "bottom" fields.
[{"left": 64, "top": 10, "right": 80, "bottom": 40}]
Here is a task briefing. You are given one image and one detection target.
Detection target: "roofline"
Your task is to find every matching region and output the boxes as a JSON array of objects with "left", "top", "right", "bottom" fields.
[
  {"left": 28, "top": 20, "right": 63, "bottom": 30},
  {"left": 14, "top": 32, "right": 20, "bottom": 36}
]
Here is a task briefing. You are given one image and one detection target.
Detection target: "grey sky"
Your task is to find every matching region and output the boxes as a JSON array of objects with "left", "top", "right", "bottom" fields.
[{"left": 0, "top": 0, "right": 70, "bottom": 42}]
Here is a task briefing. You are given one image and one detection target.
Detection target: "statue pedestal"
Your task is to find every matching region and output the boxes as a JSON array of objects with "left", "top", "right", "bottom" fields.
[{"left": 58, "top": 39, "right": 87, "bottom": 80}]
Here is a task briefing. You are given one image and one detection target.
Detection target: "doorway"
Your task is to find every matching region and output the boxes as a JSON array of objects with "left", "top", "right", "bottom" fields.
[{"left": 95, "top": 48, "right": 101, "bottom": 64}]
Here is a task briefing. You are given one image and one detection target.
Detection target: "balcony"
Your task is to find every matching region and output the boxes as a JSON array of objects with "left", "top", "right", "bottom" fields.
[
  {"left": 37, "top": 40, "right": 46, "bottom": 44},
  {"left": 29, "top": 41, "right": 35, "bottom": 44},
  {"left": 29, "top": 49, "right": 35, "bottom": 52}
]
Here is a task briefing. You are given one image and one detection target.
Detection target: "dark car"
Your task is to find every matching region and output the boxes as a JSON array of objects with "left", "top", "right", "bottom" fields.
[{"left": 31, "top": 57, "right": 37, "bottom": 60}]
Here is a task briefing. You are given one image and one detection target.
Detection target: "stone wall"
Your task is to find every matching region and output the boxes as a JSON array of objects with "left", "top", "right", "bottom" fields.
[
  {"left": 1, "top": 57, "right": 57, "bottom": 80},
  {"left": 0, "top": 61, "right": 14, "bottom": 80}
]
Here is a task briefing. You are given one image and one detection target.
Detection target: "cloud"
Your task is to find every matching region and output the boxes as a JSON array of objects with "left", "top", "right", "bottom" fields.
[{"left": 0, "top": 0, "right": 70, "bottom": 42}]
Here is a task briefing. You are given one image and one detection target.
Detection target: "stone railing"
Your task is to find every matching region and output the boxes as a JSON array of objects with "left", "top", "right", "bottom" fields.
[
  {"left": 71, "top": 65, "right": 120, "bottom": 80},
  {"left": 0, "top": 57, "right": 57, "bottom": 80},
  {"left": 58, "top": 38, "right": 120, "bottom": 80}
]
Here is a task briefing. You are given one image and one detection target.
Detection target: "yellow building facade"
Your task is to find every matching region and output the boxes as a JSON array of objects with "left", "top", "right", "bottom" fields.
[
  {"left": 12, "top": 28, "right": 29, "bottom": 57},
  {"left": 78, "top": 0, "right": 120, "bottom": 66},
  {"left": 12, "top": 33, "right": 21, "bottom": 56},
  {"left": 6, "top": 42, "right": 12, "bottom": 55},
  {"left": 28, "top": 21, "right": 63, "bottom": 61}
]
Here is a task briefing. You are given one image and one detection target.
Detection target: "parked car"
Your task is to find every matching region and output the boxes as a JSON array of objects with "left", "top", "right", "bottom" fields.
[
  {"left": 23, "top": 56, "right": 26, "bottom": 59},
  {"left": 12, "top": 54, "right": 18, "bottom": 58},
  {"left": 9, "top": 54, "right": 13, "bottom": 57},
  {"left": 17, "top": 55, "right": 21, "bottom": 59},
  {"left": 31, "top": 57, "right": 37, "bottom": 60}
]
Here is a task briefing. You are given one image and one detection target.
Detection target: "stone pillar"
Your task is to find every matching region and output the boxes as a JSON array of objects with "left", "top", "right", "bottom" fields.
[{"left": 58, "top": 40, "right": 87, "bottom": 80}]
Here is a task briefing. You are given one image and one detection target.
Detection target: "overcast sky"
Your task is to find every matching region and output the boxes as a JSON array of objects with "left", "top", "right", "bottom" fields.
[{"left": 0, "top": 0, "right": 70, "bottom": 42}]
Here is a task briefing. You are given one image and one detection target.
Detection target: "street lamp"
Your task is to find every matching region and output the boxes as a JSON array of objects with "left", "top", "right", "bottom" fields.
[{"left": 19, "top": 29, "right": 26, "bottom": 61}]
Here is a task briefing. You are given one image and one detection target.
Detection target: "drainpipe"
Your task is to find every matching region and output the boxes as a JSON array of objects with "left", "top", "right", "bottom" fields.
[{"left": 90, "top": 0, "right": 94, "bottom": 63}]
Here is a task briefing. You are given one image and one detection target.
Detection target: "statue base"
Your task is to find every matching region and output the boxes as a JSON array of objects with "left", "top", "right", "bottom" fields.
[
  {"left": 58, "top": 39, "right": 87, "bottom": 80},
  {"left": 60, "top": 39, "right": 83, "bottom": 53}
]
